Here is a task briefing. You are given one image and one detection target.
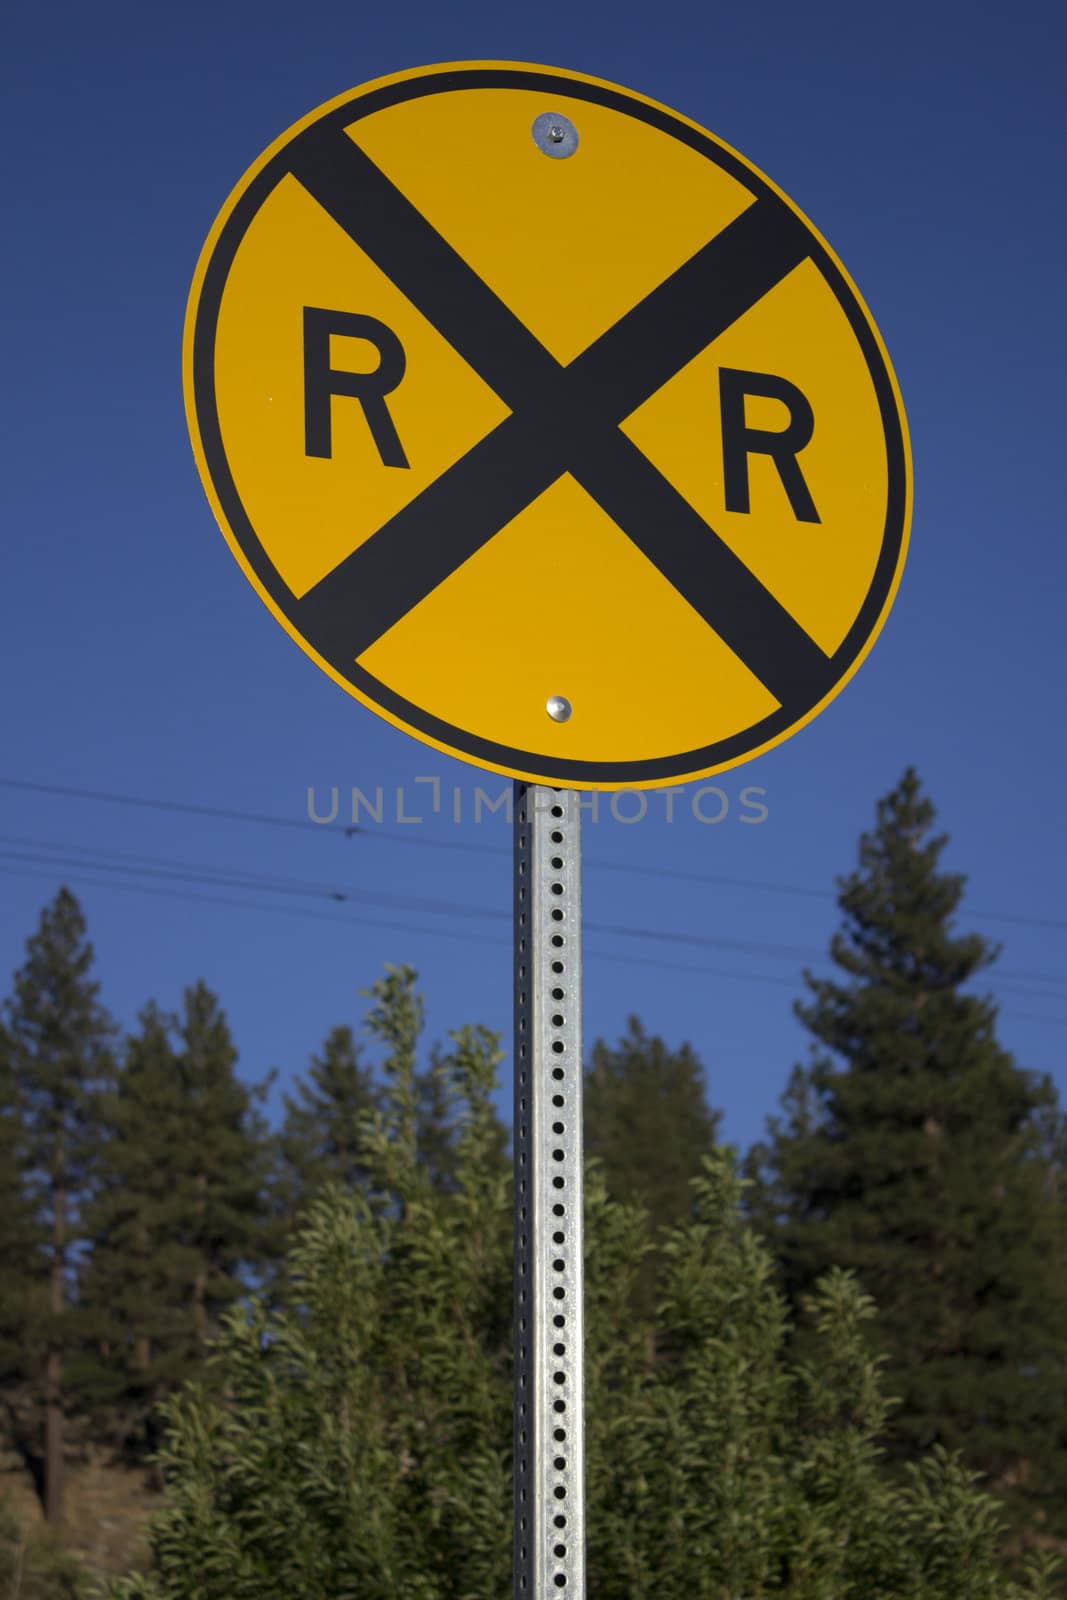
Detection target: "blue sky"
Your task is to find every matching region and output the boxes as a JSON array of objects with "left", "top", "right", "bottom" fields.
[{"left": 2, "top": 0, "right": 1065, "bottom": 1156}]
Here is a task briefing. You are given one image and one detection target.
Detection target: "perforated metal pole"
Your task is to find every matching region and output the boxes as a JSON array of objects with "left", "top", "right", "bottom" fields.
[{"left": 513, "top": 784, "right": 585, "bottom": 1600}]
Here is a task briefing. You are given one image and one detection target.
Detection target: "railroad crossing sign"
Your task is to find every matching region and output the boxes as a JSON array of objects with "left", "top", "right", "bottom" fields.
[{"left": 184, "top": 62, "right": 911, "bottom": 789}]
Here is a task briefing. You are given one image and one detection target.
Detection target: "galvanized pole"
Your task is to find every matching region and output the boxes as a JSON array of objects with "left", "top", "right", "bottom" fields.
[{"left": 513, "top": 783, "right": 585, "bottom": 1599}]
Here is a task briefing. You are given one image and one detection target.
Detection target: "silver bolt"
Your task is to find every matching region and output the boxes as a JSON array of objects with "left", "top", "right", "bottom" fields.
[
  {"left": 532, "top": 112, "right": 578, "bottom": 159},
  {"left": 546, "top": 695, "right": 572, "bottom": 723}
]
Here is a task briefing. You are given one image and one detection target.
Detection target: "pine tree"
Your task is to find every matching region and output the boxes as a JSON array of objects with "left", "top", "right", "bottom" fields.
[
  {"left": 79, "top": 983, "right": 272, "bottom": 1459},
  {"left": 0, "top": 1025, "right": 46, "bottom": 1499},
  {"left": 277, "top": 1024, "right": 377, "bottom": 1205},
  {"left": 2, "top": 887, "right": 115, "bottom": 1529},
  {"left": 585, "top": 1017, "right": 721, "bottom": 1226},
  {"left": 265, "top": 1023, "right": 379, "bottom": 1302},
  {"left": 77, "top": 1004, "right": 191, "bottom": 1457},
  {"left": 171, "top": 981, "right": 271, "bottom": 1345},
  {"left": 585, "top": 1017, "right": 721, "bottom": 1317},
  {"left": 747, "top": 769, "right": 1067, "bottom": 1539}
]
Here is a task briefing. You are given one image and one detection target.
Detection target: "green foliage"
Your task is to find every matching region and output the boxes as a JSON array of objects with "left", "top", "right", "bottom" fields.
[
  {"left": 77, "top": 986, "right": 272, "bottom": 1459},
  {"left": 747, "top": 769, "right": 1067, "bottom": 1541},
  {"left": 2, "top": 887, "right": 116, "bottom": 1518},
  {"left": 1, "top": 851, "right": 1062, "bottom": 1595},
  {"left": 107, "top": 973, "right": 1057, "bottom": 1599},
  {"left": 4, "top": 888, "right": 116, "bottom": 1197},
  {"left": 275, "top": 1024, "right": 377, "bottom": 1203},
  {"left": 586, "top": 1155, "right": 1059, "bottom": 1599},
  {"left": 360, "top": 962, "right": 426, "bottom": 1186},
  {"left": 266, "top": 1023, "right": 379, "bottom": 1301},
  {"left": 0, "top": 1034, "right": 42, "bottom": 1397},
  {"left": 585, "top": 1016, "right": 720, "bottom": 1227},
  {"left": 270, "top": 975, "right": 507, "bottom": 1257},
  {"left": 109, "top": 977, "right": 513, "bottom": 1600},
  {"left": 0, "top": 1498, "right": 91, "bottom": 1599},
  {"left": 358, "top": 964, "right": 506, "bottom": 1197},
  {"left": 585, "top": 1016, "right": 721, "bottom": 1316}
]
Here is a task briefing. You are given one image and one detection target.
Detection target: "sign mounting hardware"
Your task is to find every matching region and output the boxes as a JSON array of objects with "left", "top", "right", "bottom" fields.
[{"left": 532, "top": 110, "right": 579, "bottom": 157}]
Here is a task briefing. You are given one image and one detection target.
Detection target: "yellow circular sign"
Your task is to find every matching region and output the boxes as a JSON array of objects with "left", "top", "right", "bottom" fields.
[{"left": 185, "top": 62, "right": 911, "bottom": 790}]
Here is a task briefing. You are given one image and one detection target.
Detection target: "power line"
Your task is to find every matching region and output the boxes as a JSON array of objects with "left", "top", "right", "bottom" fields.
[
  {"left": 0, "top": 839, "right": 508, "bottom": 925},
  {"left": 2, "top": 830, "right": 1065, "bottom": 995},
  {"left": 5, "top": 832, "right": 1066, "bottom": 1001},
  {"left": 0, "top": 775, "right": 505, "bottom": 854},
  {"left": 3, "top": 845, "right": 1066, "bottom": 1021},
  {"left": 0, "top": 860, "right": 506, "bottom": 950},
  {"left": 0, "top": 842, "right": 814, "bottom": 963},
  {"left": 4, "top": 859, "right": 1065, "bottom": 1035},
  {"left": 0, "top": 775, "right": 341, "bottom": 832},
  {"left": 2, "top": 775, "right": 1065, "bottom": 934},
  {"left": 0, "top": 861, "right": 830, "bottom": 997}
]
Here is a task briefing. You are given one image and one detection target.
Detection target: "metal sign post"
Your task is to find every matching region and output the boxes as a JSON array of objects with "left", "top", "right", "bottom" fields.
[{"left": 513, "top": 784, "right": 585, "bottom": 1598}]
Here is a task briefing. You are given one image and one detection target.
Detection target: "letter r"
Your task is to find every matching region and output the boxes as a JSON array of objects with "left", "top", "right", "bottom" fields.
[
  {"left": 303, "top": 308, "right": 410, "bottom": 468},
  {"left": 719, "top": 367, "right": 820, "bottom": 523}
]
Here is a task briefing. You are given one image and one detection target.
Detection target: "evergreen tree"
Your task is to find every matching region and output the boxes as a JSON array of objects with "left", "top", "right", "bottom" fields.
[
  {"left": 169, "top": 981, "right": 271, "bottom": 1343},
  {"left": 1, "top": 888, "right": 115, "bottom": 1529},
  {"left": 277, "top": 1025, "right": 377, "bottom": 1203},
  {"left": 79, "top": 984, "right": 271, "bottom": 1459},
  {"left": 0, "top": 1025, "right": 47, "bottom": 1497},
  {"left": 265, "top": 1023, "right": 379, "bottom": 1304},
  {"left": 77, "top": 1004, "right": 189, "bottom": 1457},
  {"left": 585, "top": 1017, "right": 720, "bottom": 1316},
  {"left": 747, "top": 769, "right": 1067, "bottom": 1539},
  {"left": 585, "top": 1017, "right": 720, "bottom": 1226}
]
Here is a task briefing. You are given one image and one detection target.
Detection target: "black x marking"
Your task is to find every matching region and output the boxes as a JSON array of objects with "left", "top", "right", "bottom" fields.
[{"left": 286, "top": 122, "right": 832, "bottom": 715}]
